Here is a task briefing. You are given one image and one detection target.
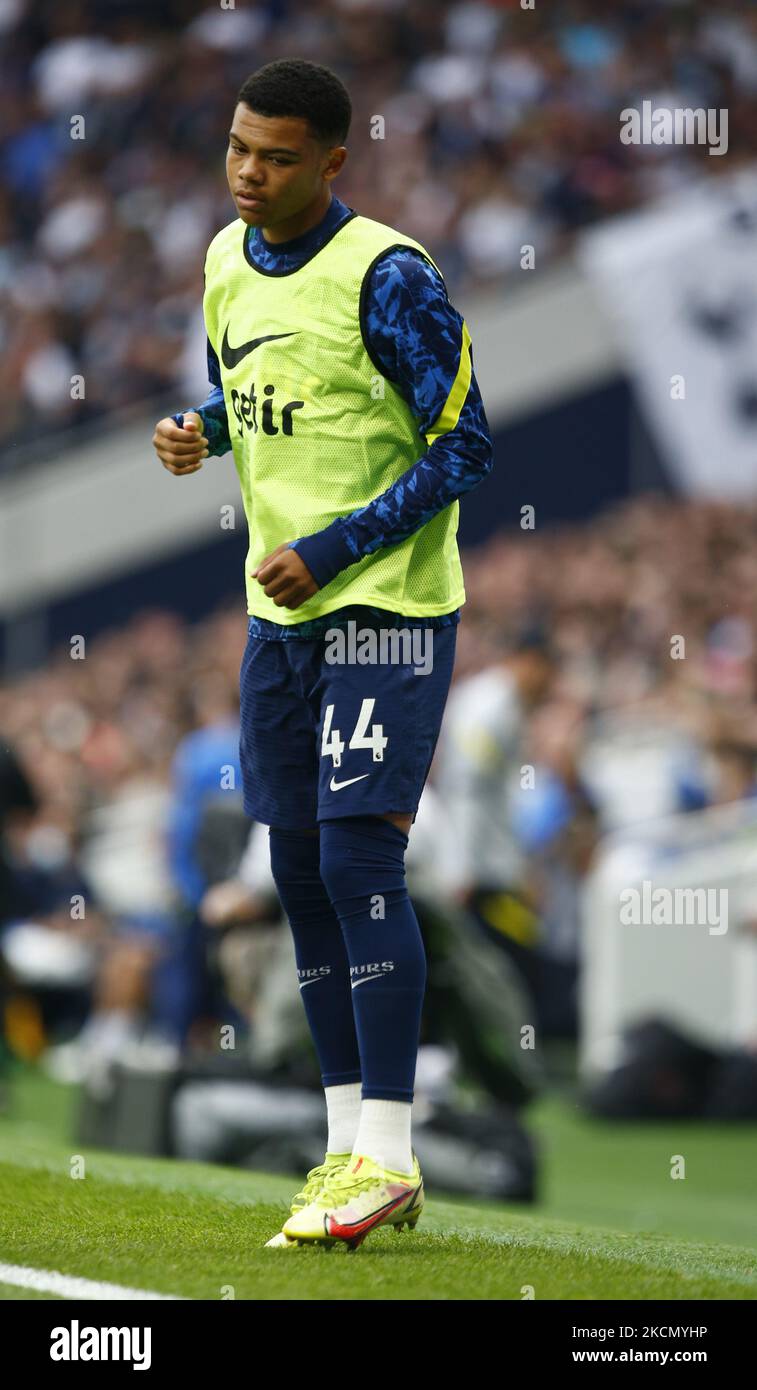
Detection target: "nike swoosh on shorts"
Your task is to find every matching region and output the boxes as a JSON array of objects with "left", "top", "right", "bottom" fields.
[{"left": 329, "top": 774, "right": 370, "bottom": 792}]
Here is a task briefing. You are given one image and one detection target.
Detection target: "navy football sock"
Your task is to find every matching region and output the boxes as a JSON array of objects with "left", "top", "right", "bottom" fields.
[
  {"left": 318, "top": 816, "right": 427, "bottom": 1103},
  {"left": 268, "top": 827, "right": 361, "bottom": 1088}
]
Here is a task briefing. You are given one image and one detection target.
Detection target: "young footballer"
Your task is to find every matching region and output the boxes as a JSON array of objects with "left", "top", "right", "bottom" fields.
[{"left": 153, "top": 58, "right": 493, "bottom": 1249}]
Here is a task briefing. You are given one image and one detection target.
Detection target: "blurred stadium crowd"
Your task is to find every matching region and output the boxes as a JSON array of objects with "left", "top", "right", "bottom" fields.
[
  {"left": 2, "top": 0, "right": 757, "bottom": 460},
  {"left": 2, "top": 495, "right": 757, "bottom": 1095}
]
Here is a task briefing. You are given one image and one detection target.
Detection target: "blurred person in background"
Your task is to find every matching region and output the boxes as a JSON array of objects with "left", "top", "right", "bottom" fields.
[
  {"left": 163, "top": 669, "right": 247, "bottom": 1049},
  {"left": 0, "top": 739, "right": 38, "bottom": 925},
  {"left": 512, "top": 697, "right": 599, "bottom": 1039},
  {"left": 0, "top": 736, "right": 131, "bottom": 1085},
  {"left": 0, "top": 738, "right": 39, "bottom": 1102},
  {"left": 675, "top": 737, "right": 757, "bottom": 814},
  {"left": 435, "top": 625, "right": 557, "bottom": 1006}
]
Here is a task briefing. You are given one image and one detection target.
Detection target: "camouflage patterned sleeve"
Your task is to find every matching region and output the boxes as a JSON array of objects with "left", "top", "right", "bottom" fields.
[
  {"left": 171, "top": 338, "right": 231, "bottom": 457},
  {"left": 292, "top": 248, "right": 493, "bottom": 589}
]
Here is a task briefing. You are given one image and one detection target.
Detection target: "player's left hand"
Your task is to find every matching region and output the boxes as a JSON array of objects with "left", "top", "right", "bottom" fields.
[{"left": 251, "top": 542, "right": 319, "bottom": 608}]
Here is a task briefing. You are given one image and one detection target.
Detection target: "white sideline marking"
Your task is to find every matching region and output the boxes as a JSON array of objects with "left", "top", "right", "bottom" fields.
[{"left": 0, "top": 1261, "right": 183, "bottom": 1301}]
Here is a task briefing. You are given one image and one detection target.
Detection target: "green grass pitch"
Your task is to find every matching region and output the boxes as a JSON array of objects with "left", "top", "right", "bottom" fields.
[{"left": 0, "top": 1067, "right": 755, "bottom": 1300}]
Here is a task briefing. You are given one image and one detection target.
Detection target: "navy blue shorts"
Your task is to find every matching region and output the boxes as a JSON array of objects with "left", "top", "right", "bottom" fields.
[{"left": 239, "top": 616, "right": 456, "bottom": 828}]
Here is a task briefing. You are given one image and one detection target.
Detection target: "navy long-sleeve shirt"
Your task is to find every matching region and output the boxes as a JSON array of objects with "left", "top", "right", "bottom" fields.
[{"left": 173, "top": 195, "right": 493, "bottom": 638}]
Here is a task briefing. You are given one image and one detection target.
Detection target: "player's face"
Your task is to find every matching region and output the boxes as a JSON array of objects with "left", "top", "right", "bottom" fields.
[{"left": 226, "top": 105, "right": 342, "bottom": 229}]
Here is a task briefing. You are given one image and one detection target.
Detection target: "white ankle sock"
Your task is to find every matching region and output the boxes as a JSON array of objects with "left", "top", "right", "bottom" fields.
[
  {"left": 352, "top": 1099, "right": 413, "bottom": 1175},
  {"left": 324, "top": 1082, "right": 362, "bottom": 1155}
]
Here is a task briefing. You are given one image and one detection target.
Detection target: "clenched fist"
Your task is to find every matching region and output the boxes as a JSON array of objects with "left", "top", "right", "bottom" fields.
[
  {"left": 153, "top": 412, "right": 209, "bottom": 475},
  {"left": 252, "top": 542, "right": 319, "bottom": 609}
]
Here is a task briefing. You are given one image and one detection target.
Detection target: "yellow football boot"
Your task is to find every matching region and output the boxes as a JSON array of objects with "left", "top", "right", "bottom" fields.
[
  {"left": 281, "top": 1151, "right": 424, "bottom": 1250},
  {"left": 264, "top": 1152, "right": 352, "bottom": 1248}
]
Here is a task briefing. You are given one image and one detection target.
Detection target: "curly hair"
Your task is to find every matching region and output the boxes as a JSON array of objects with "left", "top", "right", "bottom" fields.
[{"left": 237, "top": 59, "right": 351, "bottom": 147}]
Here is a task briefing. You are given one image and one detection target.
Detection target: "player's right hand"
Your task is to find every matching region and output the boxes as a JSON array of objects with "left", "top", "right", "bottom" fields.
[{"left": 153, "top": 412, "right": 209, "bottom": 475}]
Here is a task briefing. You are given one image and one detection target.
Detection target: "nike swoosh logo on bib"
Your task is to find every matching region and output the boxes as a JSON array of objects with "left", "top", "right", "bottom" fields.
[{"left": 221, "top": 327, "right": 297, "bottom": 369}]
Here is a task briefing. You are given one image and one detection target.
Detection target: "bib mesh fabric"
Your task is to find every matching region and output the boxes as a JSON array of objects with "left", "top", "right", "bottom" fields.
[{"left": 203, "top": 213, "right": 466, "bottom": 622}]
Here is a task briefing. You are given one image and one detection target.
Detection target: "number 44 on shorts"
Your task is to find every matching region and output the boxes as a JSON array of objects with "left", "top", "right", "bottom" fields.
[{"left": 321, "top": 698, "right": 388, "bottom": 767}]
